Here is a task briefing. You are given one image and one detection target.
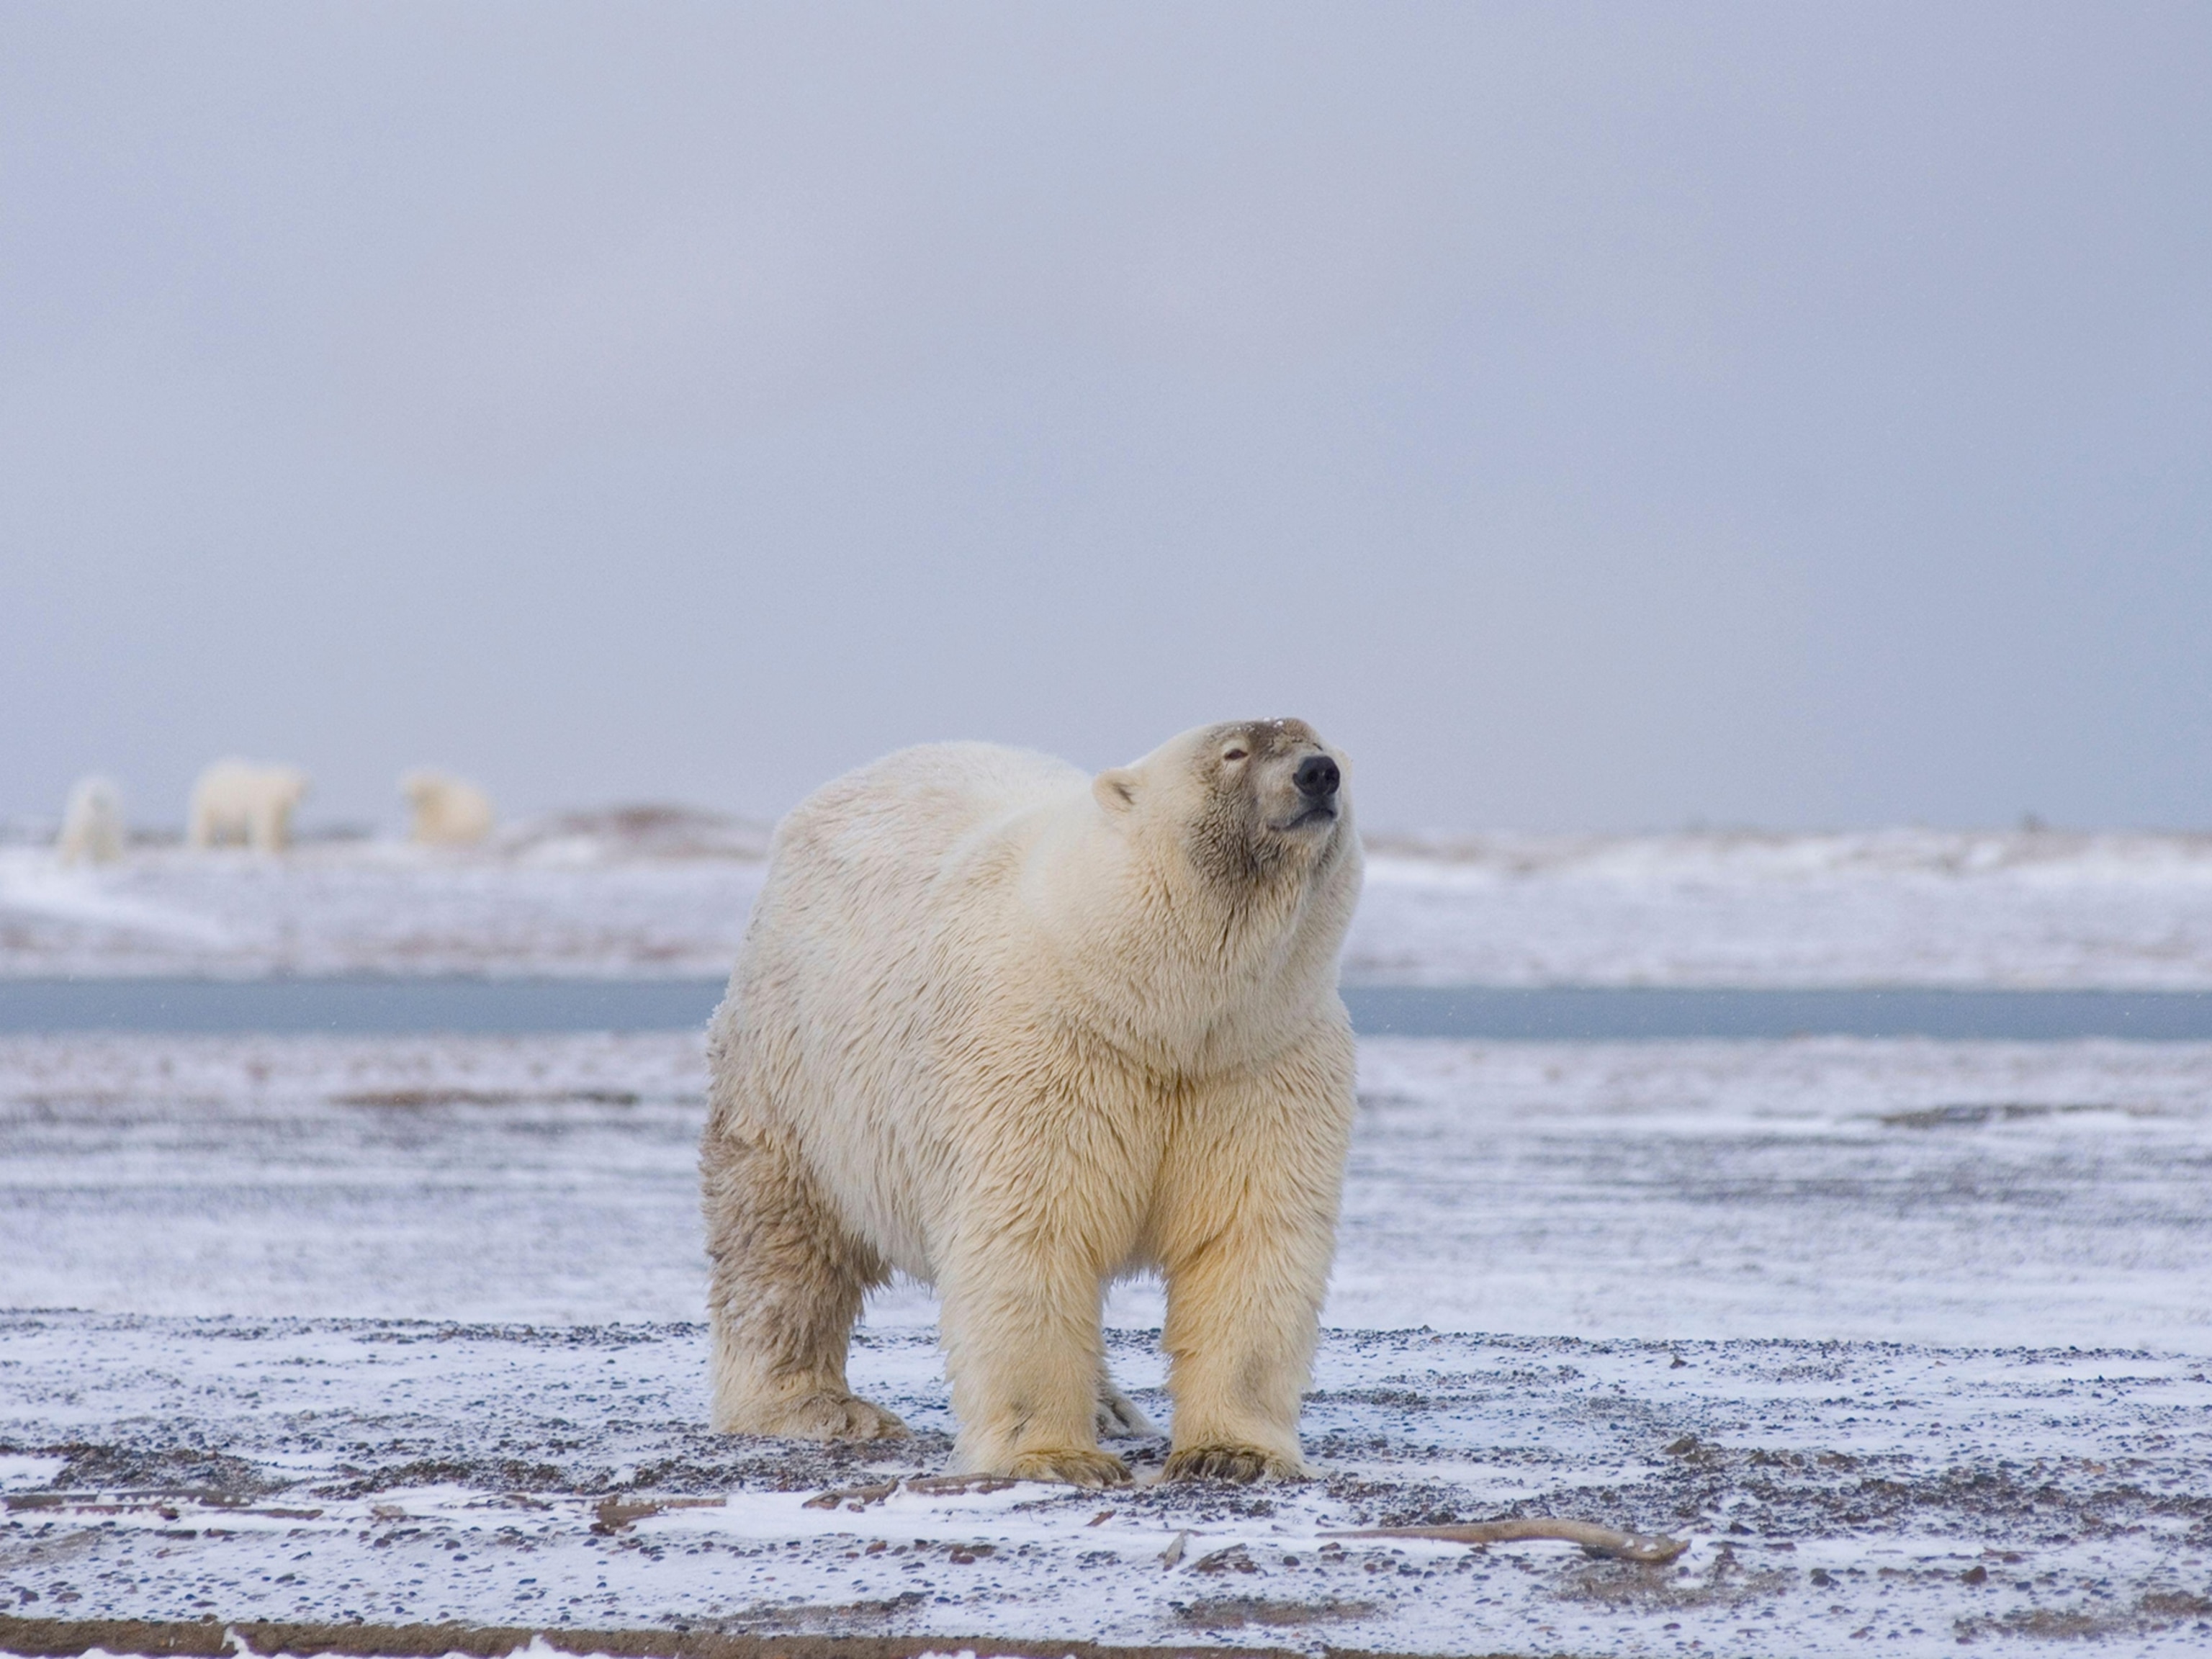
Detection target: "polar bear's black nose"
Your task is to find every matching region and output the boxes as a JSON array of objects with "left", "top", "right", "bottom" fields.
[{"left": 1293, "top": 755, "right": 1340, "bottom": 801}]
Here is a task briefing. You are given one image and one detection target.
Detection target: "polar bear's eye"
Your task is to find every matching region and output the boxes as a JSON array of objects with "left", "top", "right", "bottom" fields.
[{"left": 1221, "top": 747, "right": 1249, "bottom": 763}]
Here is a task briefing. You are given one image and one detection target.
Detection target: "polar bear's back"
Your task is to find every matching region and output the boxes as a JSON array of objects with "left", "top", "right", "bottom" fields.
[
  {"left": 188, "top": 759, "right": 310, "bottom": 851},
  {"left": 773, "top": 742, "right": 1080, "bottom": 898},
  {"left": 402, "top": 770, "right": 495, "bottom": 845},
  {"left": 750, "top": 740, "right": 1079, "bottom": 989},
  {"left": 711, "top": 742, "right": 1084, "bottom": 1259}
]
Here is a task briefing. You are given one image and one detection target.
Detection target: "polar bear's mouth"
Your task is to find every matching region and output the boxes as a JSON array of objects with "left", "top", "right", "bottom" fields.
[{"left": 1274, "top": 803, "right": 1339, "bottom": 832}]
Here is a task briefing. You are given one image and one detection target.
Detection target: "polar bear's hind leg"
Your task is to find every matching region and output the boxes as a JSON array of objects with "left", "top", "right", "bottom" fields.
[
  {"left": 1096, "top": 1369, "right": 1157, "bottom": 1439},
  {"left": 701, "top": 1120, "right": 908, "bottom": 1442}
]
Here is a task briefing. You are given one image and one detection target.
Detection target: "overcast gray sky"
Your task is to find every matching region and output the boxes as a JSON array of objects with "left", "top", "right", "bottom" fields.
[{"left": 4, "top": 3, "right": 2208, "bottom": 833}]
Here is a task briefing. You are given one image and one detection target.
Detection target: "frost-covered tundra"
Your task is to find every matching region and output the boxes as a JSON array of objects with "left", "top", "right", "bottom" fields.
[
  {"left": 400, "top": 770, "right": 495, "bottom": 846},
  {"left": 187, "top": 760, "right": 310, "bottom": 853},
  {"left": 57, "top": 775, "right": 125, "bottom": 864},
  {"left": 702, "top": 720, "right": 1361, "bottom": 1488}
]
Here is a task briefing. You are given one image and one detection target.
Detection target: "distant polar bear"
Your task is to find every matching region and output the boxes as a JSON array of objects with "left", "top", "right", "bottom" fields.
[
  {"left": 188, "top": 760, "right": 310, "bottom": 853},
  {"left": 701, "top": 719, "right": 1362, "bottom": 1488},
  {"left": 58, "top": 776, "right": 125, "bottom": 865},
  {"left": 400, "top": 770, "right": 495, "bottom": 845}
]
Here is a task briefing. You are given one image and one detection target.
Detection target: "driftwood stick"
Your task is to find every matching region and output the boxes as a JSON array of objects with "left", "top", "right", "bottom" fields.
[
  {"left": 801, "top": 1472, "right": 1048, "bottom": 1510},
  {"left": 1326, "top": 1519, "right": 1691, "bottom": 1566},
  {"left": 801, "top": 1479, "right": 902, "bottom": 1511},
  {"left": 903, "top": 1473, "right": 1023, "bottom": 1496},
  {"left": 589, "top": 1496, "right": 726, "bottom": 1534}
]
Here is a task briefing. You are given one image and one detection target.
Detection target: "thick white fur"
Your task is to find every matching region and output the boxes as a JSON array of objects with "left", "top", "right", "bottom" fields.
[
  {"left": 701, "top": 719, "right": 1361, "bottom": 1487},
  {"left": 400, "top": 770, "right": 495, "bottom": 845},
  {"left": 58, "top": 776, "right": 125, "bottom": 865},
  {"left": 187, "top": 760, "right": 310, "bottom": 853}
]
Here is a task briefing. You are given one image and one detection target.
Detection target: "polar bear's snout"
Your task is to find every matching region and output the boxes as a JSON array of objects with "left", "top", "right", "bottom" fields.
[{"left": 1293, "top": 754, "right": 1340, "bottom": 801}]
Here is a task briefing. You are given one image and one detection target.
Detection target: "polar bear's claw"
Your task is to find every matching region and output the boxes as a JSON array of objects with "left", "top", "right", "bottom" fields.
[
  {"left": 1096, "top": 1384, "right": 1158, "bottom": 1439},
  {"left": 1009, "top": 1448, "right": 1131, "bottom": 1488},
  {"left": 1162, "top": 1443, "right": 1306, "bottom": 1484},
  {"left": 760, "top": 1390, "right": 910, "bottom": 1442}
]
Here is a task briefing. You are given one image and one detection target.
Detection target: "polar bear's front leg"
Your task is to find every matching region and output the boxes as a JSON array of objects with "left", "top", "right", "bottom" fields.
[
  {"left": 936, "top": 1199, "right": 1145, "bottom": 1488},
  {"left": 938, "top": 1249, "right": 1129, "bottom": 1486},
  {"left": 933, "top": 1073, "right": 1159, "bottom": 1487},
  {"left": 1155, "top": 1044, "right": 1354, "bottom": 1483},
  {"left": 253, "top": 799, "right": 292, "bottom": 853}
]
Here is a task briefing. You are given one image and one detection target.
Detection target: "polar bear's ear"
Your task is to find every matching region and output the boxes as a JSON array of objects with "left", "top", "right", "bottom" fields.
[{"left": 1092, "top": 768, "right": 1140, "bottom": 814}]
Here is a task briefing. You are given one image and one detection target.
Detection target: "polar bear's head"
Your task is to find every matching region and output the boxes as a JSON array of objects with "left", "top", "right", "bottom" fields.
[{"left": 1094, "top": 718, "right": 1355, "bottom": 895}]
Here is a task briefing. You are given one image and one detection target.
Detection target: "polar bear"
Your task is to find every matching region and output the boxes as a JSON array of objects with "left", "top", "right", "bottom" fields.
[
  {"left": 700, "top": 718, "right": 1360, "bottom": 1488},
  {"left": 58, "top": 776, "right": 125, "bottom": 865},
  {"left": 187, "top": 760, "right": 310, "bottom": 853},
  {"left": 400, "top": 770, "right": 495, "bottom": 845}
]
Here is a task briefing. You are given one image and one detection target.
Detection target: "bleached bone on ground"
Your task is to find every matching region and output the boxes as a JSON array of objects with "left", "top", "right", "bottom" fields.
[
  {"left": 187, "top": 760, "right": 310, "bottom": 853},
  {"left": 1328, "top": 1518, "right": 1691, "bottom": 1565},
  {"left": 400, "top": 768, "right": 495, "bottom": 845},
  {"left": 56, "top": 775, "right": 124, "bottom": 865}
]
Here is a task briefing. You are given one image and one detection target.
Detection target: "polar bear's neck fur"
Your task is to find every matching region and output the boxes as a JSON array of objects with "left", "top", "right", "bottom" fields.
[{"left": 1008, "top": 721, "right": 1362, "bottom": 1075}]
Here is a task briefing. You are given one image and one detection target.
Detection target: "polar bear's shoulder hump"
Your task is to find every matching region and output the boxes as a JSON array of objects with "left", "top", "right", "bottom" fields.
[{"left": 779, "top": 742, "right": 1084, "bottom": 857}]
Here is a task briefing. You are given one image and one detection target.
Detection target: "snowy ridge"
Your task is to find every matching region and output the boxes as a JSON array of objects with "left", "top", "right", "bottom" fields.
[
  {"left": 0, "top": 845, "right": 769, "bottom": 981},
  {"left": 14, "top": 827, "right": 2212, "bottom": 985},
  {"left": 1367, "top": 826, "right": 2212, "bottom": 884},
  {"left": 1352, "top": 834, "right": 2212, "bottom": 988}
]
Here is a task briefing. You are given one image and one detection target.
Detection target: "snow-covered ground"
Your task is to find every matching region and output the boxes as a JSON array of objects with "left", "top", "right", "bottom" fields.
[
  {"left": 6, "top": 1033, "right": 2211, "bottom": 1352},
  {"left": 11, "top": 823, "right": 2212, "bottom": 1651},
  {"left": 12, "top": 825, "right": 2212, "bottom": 985},
  {"left": 6, "top": 1313, "right": 2208, "bottom": 1658},
  {"left": 6, "top": 1032, "right": 2212, "bottom": 1655}
]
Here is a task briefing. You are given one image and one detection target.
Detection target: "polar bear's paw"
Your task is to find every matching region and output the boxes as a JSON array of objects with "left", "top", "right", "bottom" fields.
[
  {"left": 1008, "top": 1447, "right": 1132, "bottom": 1488},
  {"left": 1095, "top": 1382, "right": 1158, "bottom": 1439},
  {"left": 757, "top": 1390, "right": 911, "bottom": 1442},
  {"left": 1162, "top": 1442, "right": 1308, "bottom": 1484}
]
